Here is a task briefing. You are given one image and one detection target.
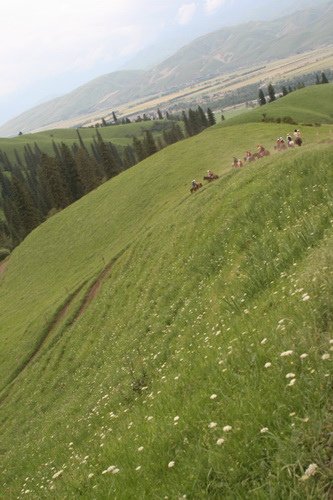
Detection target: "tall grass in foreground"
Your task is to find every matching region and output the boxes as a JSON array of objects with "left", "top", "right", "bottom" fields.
[{"left": 0, "top": 136, "right": 332, "bottom": 498}]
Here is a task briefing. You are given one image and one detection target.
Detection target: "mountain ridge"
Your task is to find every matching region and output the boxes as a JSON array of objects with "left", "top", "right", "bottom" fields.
[{"left": 1, "top": 1, "right": 333, "bottom": 136}]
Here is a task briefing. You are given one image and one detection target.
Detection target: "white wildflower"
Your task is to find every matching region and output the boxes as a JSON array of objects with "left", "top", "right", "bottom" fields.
[
  {"left": 216, "top": 438, "right": 225, "bottom": 445},
  {"left": 102, "top": 465, "right": 116, "bottom": 474},
  {"left": 174, "top": 416, "right": 180, "bottom": 421},
  {"left": 261, "top": 338, "right": 268, "bottom": 345},
  {"left": 135, "top": 466, "right": 141, "bottom": 471},
  {"left": 210, "top": 394, "right": 217, "bottom": 400},
  {"left": 321, "top": 353, "right": 330, "bottom": 360},
  {"left": 300, "top": 353, "right": 308, "bottom": 359},
  {"left": 286, "top": 373, "right": 296, "bottom": 378},
  {"left": 287, "top": 378, "right": 296, "bottom": 386},
  {"left": 208, "top": 422, "right": 217, "bottom": 429},
  {"left": 302, "top": 294, "right": 310, "bottom": 301},
  {"left": 138, "top": 446, "right": 144, "bottom": 452},
  {"left": 260, "top": 427, "right": 269, "bottom": 433},
  {"left": 88, "top": 473, "right": 94, "bottom": 479},
  {"left": 280, "top": 350, "right": 293, "bottom": 357},
  {"left": 168, "top": 461, "right": 175, "bottom": 468},
  {"left": 52, "top": 470, "right": 63, "bottom": 480},
  {"left": 300, "top": 463, "right": 318, "bottom": 481},
  {"left": 264, "top": 362, "right": 272, "bottom": 368},
  {"left": 223, "top": 425, "right": 232, "bottom": 432}
]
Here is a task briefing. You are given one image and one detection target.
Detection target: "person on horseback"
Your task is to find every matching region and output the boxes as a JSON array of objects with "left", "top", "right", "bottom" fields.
[
  {"left": 294, "top": 129, "right": 302, "bottom": 146},
  {"left": 257, "top": 144, "right": 265, "bottom": 157},
  {"left": 207, "top": 170, "right": 214, "bottom": 179},
  {"left": 192, "top": 179, "right": 198, "bottom": 189},
  {"left": 287, "top": 134, "right": 294, "bottom": 147}
]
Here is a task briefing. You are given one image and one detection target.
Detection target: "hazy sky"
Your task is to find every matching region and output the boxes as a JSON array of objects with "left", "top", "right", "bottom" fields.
[
  {"left": 0, "top": 0, "right": 320, "bottom": 125},
  {"left": 0, "top": 0, "right": 236, "bottom": 123}
]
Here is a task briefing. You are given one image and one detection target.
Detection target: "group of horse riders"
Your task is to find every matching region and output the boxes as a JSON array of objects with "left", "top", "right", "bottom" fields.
[
  {"left": 191, "top": 170, "right": 218, "bottom": 191},
  {"left": 275, "top": 129, "right": 303, "bottom": 150},
  {"left": 191, "top": 129, "right": 303, "bottom": 191}
]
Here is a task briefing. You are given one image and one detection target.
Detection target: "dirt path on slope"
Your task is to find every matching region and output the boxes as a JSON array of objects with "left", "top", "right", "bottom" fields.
[{"left": 0, "top": 261, "right": 115, "bottom": 404}]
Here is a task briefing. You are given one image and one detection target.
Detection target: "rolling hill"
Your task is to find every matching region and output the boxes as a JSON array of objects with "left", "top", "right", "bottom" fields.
[
  {"left": 1, "top": 2, "right": 333, "bottom": 136},
  {"left": 222, "top": 83, "right": 333, "bottom": 126},
  {"left": 0, "top": 87, "right": 332, "bottom": 497}
]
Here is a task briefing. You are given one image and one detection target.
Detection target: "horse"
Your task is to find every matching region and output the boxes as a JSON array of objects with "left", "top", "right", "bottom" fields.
[
  {"left": 190, "top": 182, "right": 203, "bottom": 193},
  {"left": 256, "top": 149, "right": 270, "bottom": 158},
  {"left": 295, "top": 137, "right": 302, "bottom": 146},
  {"left": 244, "top": 153, "right": 256, "bottom": 162},
  {"left": 232, "top": 158, "right": 243, "bottom": 168},
  {"left": 203, "top": 174, "right": 219, "bottom": 181}
]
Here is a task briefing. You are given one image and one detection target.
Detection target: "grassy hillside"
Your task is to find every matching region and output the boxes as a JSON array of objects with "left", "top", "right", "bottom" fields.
[
  {"left": 0, "top": 120, "right": 172, "bottom": 163},
  {"left": 223, "top": 84, "right": 333, "bottom": 127},
  {"left": 0, "top": 119, "right": 332, "bottom": 498}
]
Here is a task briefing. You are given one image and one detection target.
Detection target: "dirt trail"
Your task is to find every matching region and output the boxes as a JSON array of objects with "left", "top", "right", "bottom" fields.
[
  {"left": 0, "top": 261, "right": 114, "bottom": 404},
  {"left": 73, "top": 261, "right": 113, "bottom": 321}
]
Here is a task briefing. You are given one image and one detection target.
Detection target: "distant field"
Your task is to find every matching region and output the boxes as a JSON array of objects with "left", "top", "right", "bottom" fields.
[
  {"left": 19, "top": 46, "right": 333, "bottom": 133},
  {"left": 0, "top": 120, "right": 172, "bottom": 162}
]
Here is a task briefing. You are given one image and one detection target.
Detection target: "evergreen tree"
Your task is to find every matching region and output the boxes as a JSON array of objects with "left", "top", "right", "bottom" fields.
[
  {"left": 7, "top": 175, "right": 41, "bottom": 242},
  {"left": 157, "top": 108, "right": 163, "bottom": 120},
  {"left": 132, "top": 137, "right": 146, "bottom": 162},
  {"left": 182, "top": 110, "right": 193, "bottom": 137},
  {"left": 38, "top": 154, "right": 70, "bottom": 210},
  {"left": 188, "top": 108, "right": 202, "bottom": 133},
  {"left": 288, "top": 85, "right": 293, "bottom": 93},
  {"left": 198, "top": 106, "right": 209, "bottom": 128},
  {"left": 59, "top": 143, "right": 83, "bottom": 201},
  {"left": 315, "top": 73, "right": 321, "bottom": 85},
  {"left": 207, "top": 108, "right": 216, "bottom": 126},
  {"left": 143, "top": 130, "right": 157, "bottom": 157},
  {"left": 321, "top": 72, "right": 329, "bottom": 84},
  {"left": 281, "top": 86, "right": 288, "bottom": 96},
  {"left": 112, "top": 111, "right": 118, "bottom": 124},
  {"left": 122, "top": 146, "right": 136, "bottom": 168},
  {"left": 267, "top": 83, "right": 276, "bottom": 102},
  {"left": 95, "top": 130, "right": 121, "bottom": 179},
  {"left": 74, "top": 148, "right": 100, "bottom": 193},
  {"left": 258, "top": 89, "right": 266, "bottom": 106},
  {"left": 76, "top": 129, "right": 87, "bottom": 151}
]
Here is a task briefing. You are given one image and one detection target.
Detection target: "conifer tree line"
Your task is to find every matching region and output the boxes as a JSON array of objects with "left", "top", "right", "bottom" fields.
[{"left": 0, "top": 106, "right": 215, "bottom": 252}]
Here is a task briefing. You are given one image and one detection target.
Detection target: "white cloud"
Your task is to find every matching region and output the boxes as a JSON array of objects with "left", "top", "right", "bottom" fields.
[
  {"left": 177, "top": 3, "right": 197, "bottom": 25},
  {"left": 204, "top": 0, "right": 227, "bottom": 14},
  {"left": 0, "top": 0, "right": 171, "bottom": 99}
]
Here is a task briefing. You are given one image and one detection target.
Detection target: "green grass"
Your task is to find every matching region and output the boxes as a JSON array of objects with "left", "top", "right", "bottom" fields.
[
  {"left": 0, "top": 116, "right": 332, "bottom": 498},
  {"left": 222, "top": 84, "right": 333, "bottom": 127},
  {"left": 0, "top": 120, "right": 171, "bottom": 162}
]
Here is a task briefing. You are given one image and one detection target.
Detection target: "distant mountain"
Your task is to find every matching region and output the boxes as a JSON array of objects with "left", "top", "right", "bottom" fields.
[
  {"left": 145, "top": 3, "right": 333, "bottom": 93},
  {"left": 1, "top": 1, "right": 332, "bottom": 137}
]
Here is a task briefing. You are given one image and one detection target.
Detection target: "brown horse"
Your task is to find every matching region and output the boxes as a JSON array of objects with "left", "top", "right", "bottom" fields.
[
  {"left": 232, "top": 158, "right": 243, "bottom": 168},
  {"left": 203, "top": 174, "right": 219, "bottom": 181},
  {"left": 190, "top": 182, "right": 203, "bottom": 193},
  {"left": 295, "top": 137, "right": 302, "bottom": 146}
]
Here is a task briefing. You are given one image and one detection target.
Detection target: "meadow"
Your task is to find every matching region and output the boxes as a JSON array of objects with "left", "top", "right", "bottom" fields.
[{"left": 0, "top": 88, "right": 332, "bottom": 498}]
